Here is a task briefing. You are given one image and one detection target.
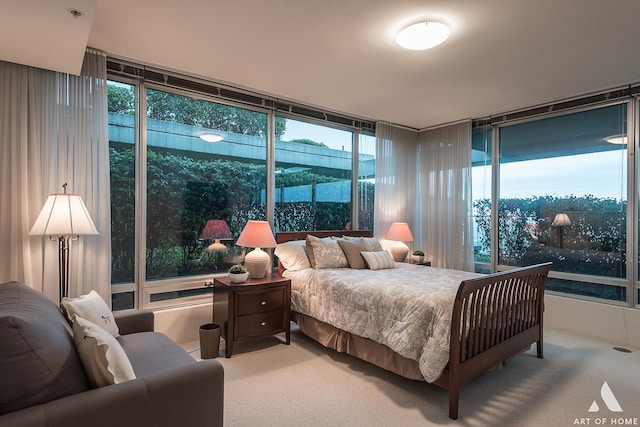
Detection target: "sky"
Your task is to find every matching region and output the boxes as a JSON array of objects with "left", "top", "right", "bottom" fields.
[{"left": 280, "top": 118, "right": 628, "bottom": 202}]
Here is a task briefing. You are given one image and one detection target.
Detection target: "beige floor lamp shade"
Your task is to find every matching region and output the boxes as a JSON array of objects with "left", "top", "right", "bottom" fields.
[
  {"left": 236, "top": 220, "right": 277, "bottom": 279},
  {"left": 29, "top": 183, "right": 99, "bottom": 301}
]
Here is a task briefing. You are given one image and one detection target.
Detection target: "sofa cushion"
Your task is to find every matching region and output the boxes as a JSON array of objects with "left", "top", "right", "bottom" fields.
[
  {"left": 118, "top": 331, "right": 197, "bottom": 377},
  {"left": 0, "top": 281, "right": 89, "bottom": 415},
  {"left": 62, "top": 290, "right": 120, "bottom": 337},
  {"left": 73, "top": 315, "right": 136, "bottom": 387}
]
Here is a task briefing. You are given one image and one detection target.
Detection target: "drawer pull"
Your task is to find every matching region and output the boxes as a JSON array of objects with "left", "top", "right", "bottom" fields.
[
  {"left": 261, "top": 301, "right": 267, "bottom": 306},
  {"left": 260, "top": 321, "right": 267, "bottom": 326}
]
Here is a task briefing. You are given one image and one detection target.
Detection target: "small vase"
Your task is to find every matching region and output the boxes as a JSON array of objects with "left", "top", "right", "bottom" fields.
[{"left": 229, "top": 272, "right": 249, "bottom": 283}]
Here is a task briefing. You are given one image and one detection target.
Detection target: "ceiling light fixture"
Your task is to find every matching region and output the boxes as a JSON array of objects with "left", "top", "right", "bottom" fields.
[
  {"left": 200, "top": 133, "right": 224, "bottom": 143},
  {"left": 396, "top": 21, "right": 450, "bottom": 51},
  {"left": 605, "top": 135, "right": 627, "bottom": 145}
]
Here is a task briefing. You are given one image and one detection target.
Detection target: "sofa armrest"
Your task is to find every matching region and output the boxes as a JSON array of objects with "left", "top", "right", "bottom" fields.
[
  {"left": 115, "top": 309, "right": 155, "bottom": 334},
  {"left": 0, "top": 359, "right": 224, "bottom": 427}
]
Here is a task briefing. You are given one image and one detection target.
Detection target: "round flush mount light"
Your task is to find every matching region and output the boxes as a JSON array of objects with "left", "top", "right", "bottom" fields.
[
  {"left": 200, "top": 133, "right": 224, "bottom": 143},
  {"left": 396, "top": 21, "right": 450, "bottom": 50},
  {"left": 605, "top": 135, "right": 627, "bottom": 145}
]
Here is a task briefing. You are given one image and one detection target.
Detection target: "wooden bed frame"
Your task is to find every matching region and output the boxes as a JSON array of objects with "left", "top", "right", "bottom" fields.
[{"left": 275, "top": 230, "right": 552, "bottom": 419}]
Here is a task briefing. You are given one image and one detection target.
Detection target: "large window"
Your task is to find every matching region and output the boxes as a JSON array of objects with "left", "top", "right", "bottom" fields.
[
  {"left": 107, "top": 65, "right": 374, "bottom": 309},
  {"left": 144, "top": 88, "right": 268, "bottom": 286},
  {"left": 108, "top": 81, "right": 137, "bottom": 309},
  {"left": 496, "top": 104, "right": 627, "bottom": 302},
  {"left": 274, "top": 118, "right": 353, "bottom": 232},
  {"left": 471, "top": 127, "right": 493, "bottom": 272}
]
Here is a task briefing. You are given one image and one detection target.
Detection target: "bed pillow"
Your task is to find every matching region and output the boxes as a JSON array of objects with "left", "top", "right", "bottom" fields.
[
  {"left": 307, "top": 235, "right": 349, "bottom": 269},
  {"left": 337, "top": 239, "right": 369, "bottom": 269},
  {"left": 361, "top": 250, "right": 396, "bottom": 270},
  {"left": 62, "top": 290, "right": 120, "bottom": 337},
  {"left": 305, "top": 235, "right": 332, "bottom": 268},
  {"left": 275, "top": 240, "right": 311, "bottom": 271},
  {"left": 72, "top": 315, "right": 136, "bottom": 388},
  {"left": 343, "top": 236, "right": 384, "bottom": 252}
]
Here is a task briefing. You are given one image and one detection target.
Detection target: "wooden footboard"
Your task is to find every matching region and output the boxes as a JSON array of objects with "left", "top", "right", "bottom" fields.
[
  {"left": 433, "top": 262, "right": 552, "bottom": 419},
  {"left": 275, "top": 230, "right": 552, "bottom": 420}
]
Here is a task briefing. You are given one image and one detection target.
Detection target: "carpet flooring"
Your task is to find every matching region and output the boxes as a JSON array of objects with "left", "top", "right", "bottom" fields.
[{"left": 182, "top": 326, "right": 640, "bottom": 426}]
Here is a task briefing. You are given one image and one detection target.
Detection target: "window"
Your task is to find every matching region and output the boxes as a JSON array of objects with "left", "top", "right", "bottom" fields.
[
  {"left": 358, "top": 133, "right": 376, "bottom": 231},
  {"left": 497, "top": 104, "right": 627, "bottom": 302},
  {"left": 108, "top": 81, "right": 137, "bottom": 309},
  {"left": 274, "top": 117, "right": 353, "bottom": 232},
  {"left": 144, "top": 88, "right": 268, "bottom": 303},
  {"left": 107, "top": 60, "right": 374, "bottom": 309},
  {"left": 471, "top": 127, "right": 492, "bottom": 272}
]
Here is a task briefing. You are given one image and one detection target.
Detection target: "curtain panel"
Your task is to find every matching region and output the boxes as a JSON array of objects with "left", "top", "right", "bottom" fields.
[
  {"left": 417, "top": 121, "right": 474, "bottom": 271},
  {"left": 374, "top": 122, "right": 418, "bottom": 247},
  {"left": 0, "top": 50, "right": 111, "bottom": 303},
  {"left": 374, "top": 120, "right": 473, "bottom": 270}
]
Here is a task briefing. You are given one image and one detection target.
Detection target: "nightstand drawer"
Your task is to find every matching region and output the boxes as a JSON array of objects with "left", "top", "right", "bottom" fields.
[
  {"left": 235, "top": 287, "right": 286, "bottom": 315},
  {"left": 236, "top": 310, "right": 286, "bottom": 338}
]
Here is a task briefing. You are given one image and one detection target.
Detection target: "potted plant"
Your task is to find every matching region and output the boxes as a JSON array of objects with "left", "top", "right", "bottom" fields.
[
  {"left": 228, "top": 264, "right": 249, "bottom": 283},
  {"left": 411, "top": 250, "right": 425, "bottom": 263}
]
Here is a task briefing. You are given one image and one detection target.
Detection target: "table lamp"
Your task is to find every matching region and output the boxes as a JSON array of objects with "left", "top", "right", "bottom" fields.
[
  {"left": 29, "top": 183, "right": 99, "bottom": 302},
  {"left": 200, "top": 219, "right": 232, "bottom": 252},
  {"left": 386, "top": 222, "right": 414, "bottom": 262},
  {"left": 236, "top": 220, "right": 277, "bottom": 279}
]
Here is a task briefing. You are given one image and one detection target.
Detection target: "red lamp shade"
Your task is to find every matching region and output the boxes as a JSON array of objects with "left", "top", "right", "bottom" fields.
[
  {"left": 200, "top": 219, "right": 232, "bottom": 252},
  {"left": 200, "top": 220, "right": 232, "bottom": 240}
]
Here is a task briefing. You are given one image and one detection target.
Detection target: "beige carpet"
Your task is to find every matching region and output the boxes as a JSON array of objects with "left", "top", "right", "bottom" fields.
[{"left": 183, "top": 326, "right": 640, "bottom": 426}]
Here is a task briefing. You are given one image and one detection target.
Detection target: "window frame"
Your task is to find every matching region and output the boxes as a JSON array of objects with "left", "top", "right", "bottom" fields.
[
  {"left": 108, "top": 68, "right": 374, "bottom": 310},
  {"left": 478, "top": 99, "right": 637, "bottom": 308}
]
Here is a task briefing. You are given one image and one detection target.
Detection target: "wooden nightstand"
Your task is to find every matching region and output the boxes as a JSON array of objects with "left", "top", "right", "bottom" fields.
[{"left": 213, "top": 273, "right": 291, "bottom": 358}]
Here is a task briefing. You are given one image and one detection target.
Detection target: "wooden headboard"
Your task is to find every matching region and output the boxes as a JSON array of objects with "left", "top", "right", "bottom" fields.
[
  {"left": 275, "top": 229, "right": 372, "bottom": 244},
  {"left": 275, "top": 230, "right": 373, "bottom": 275}
]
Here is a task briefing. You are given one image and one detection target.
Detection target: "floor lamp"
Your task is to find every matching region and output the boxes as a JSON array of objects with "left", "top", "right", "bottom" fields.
[{"left": 29, "top": 183, "right": 99, "bottom": 302}]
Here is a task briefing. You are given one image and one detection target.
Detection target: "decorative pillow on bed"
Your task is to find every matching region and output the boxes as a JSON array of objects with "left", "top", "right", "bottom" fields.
[
  {"left": 342, "top": 236, "right": 384, "bottom": 252},
  {"left": 306, "top": 235, "right": 349, "bottom": 269},
  {"left": 275, "top": 240, "right": 311, "bottom": 271},
  {"left": 337, "top": 239, "right": 369, "bottom": 269},
  {"left": 361, "top": 250, "right": 396, "bottom": 270},
  {"left": 305, "top": 235, "right": 330, "bottom": 268}
]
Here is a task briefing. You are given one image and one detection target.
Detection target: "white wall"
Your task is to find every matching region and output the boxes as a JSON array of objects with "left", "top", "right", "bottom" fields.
[
  {"left": 545, "top": 294, "right": 640, "bottom": 349},
  {"left": 154, "top": 303, "right": 213, "bottom": 344}
]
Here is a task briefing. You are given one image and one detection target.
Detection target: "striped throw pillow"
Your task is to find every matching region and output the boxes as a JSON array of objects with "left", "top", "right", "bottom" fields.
[{"left": 360, "top": 251, "right": 396, "bottom": 270}]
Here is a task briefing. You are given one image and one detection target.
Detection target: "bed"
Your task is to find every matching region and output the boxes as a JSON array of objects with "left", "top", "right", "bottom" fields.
[{"left": 275, "top": 230, "right": 552, "bottom": 419}]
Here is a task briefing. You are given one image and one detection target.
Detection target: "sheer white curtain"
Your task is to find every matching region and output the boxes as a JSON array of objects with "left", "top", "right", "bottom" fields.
[
  {"left": 417, "top": 121, "right": 474, "bottom": 271},
  {"left": 0, "top": 50, "right": 111, "bottom": 303},
  {"left": 374, "top": 122, "right": 418, "bottom": 249}
]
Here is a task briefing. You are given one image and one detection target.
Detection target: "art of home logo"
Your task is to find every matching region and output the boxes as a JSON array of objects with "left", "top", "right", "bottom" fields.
[{"left": 573, "top": 381, "right": 638, "bottom": 425}]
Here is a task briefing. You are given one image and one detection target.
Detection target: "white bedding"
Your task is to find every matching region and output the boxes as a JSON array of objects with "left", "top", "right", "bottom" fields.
[{"left": 284, "top": 262, "right": 481, "bottom": 382}]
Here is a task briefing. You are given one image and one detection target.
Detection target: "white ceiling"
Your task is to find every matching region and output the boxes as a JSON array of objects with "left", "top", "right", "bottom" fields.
[{"left": 2, "top": 0, "right": 640, "bottom": 129}]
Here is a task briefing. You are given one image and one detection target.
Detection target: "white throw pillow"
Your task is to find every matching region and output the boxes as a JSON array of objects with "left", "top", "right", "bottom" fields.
[
  {"left": 62, "top": 290, "right": 119, "bottom": 337},
  {"left": 360, "top": 251, "right": 396, "bottom": 270},
  {"left": 275, "top": 240, "right": 311, "bottom": 271},
  {"left": 72, "top": 315, "right": 136, "bottom": 388}
]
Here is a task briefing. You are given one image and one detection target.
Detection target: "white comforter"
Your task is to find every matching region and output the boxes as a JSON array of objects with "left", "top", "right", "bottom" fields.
[{"left": 284, "top": 263, "right": 481, "bottom": 382}]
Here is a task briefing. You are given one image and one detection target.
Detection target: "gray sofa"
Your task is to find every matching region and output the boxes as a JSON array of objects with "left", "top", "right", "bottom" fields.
[{"left": 0, "top": 281, "right": 224, "bottom": 427}]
